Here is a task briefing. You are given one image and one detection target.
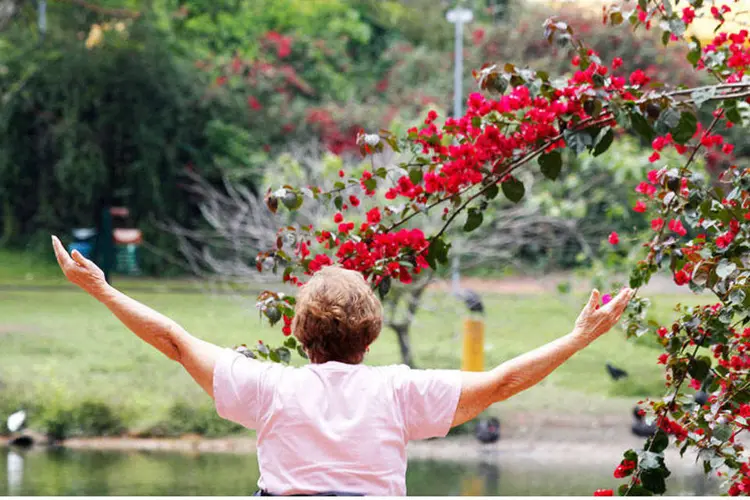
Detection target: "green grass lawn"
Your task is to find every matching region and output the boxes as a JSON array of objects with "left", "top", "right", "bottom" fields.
[{"left": 0, "top": 271, "right": 708, "bottom": 437}]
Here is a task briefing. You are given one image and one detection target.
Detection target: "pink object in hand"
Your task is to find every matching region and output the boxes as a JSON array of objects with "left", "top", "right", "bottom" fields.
[
  {"left": 601, "top": 293, "right": 612, "bottom": 305},
  {"left": 213, "top": 349, "right": 462, "bottom": 495}
]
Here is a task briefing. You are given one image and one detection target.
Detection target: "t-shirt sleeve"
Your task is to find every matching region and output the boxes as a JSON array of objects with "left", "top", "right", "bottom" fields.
[
  {"left": 392, "top": 366, "right": 462, "bottom": 441},
  {"left": 213, "top": 348, "right": 276, "bottom": 430}
]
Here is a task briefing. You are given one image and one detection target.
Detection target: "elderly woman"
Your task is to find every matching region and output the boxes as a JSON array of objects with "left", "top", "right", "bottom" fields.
[{"left": 51, "top": 235, "right": 633, "bottom": 496}]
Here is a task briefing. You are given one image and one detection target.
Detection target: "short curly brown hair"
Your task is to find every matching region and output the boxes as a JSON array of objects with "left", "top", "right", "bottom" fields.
[{"left": 292, "top": 266, "right": 382, "bottom": 364}]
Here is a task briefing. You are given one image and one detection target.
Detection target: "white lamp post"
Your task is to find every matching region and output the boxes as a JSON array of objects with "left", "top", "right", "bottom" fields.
[{"left": 446, "top": 6, "right": 473, "bottom": 118}]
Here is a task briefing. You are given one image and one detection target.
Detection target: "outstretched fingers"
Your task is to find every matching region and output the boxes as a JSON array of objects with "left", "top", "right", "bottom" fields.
[
  {"left": 71, "top": 249, "right": 92, "bottom": 268},
  {"left": 51, "top": 235, "right": 75, "bottom": 270},
  {"left": 586, "top": 289, "right": 601, "bottom": 312},
  {"left": 603, "top": 288, "right": 634, "bottom": 317}
]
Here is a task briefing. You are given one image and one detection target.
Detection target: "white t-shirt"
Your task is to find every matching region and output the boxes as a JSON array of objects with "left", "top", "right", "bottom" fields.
[{"left": 213, "top": 349, "right": 462, "bottom": 495}]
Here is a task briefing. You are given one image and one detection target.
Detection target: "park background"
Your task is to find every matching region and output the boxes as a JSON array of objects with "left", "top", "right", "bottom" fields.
[{"left": 0, "top": 0, "right": 741, "bottom": 495}]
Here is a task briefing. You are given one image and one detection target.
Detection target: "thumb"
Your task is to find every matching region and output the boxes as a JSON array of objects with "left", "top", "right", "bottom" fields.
[
  {"left": 586, "top": 289, "right": 601, "bottom": 311},
  {"left": 71, "top": 249, "right": 91, "bottom": 267}
]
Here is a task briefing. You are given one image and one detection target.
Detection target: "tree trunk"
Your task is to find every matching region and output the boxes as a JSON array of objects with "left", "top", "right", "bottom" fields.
[{"left": 393, "top": 324, "right": 416, "bottom": 368}]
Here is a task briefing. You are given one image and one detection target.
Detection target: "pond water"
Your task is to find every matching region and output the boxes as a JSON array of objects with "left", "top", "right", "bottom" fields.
[{"left": 0, "top": 446, "right": 719, "bottom": 496}]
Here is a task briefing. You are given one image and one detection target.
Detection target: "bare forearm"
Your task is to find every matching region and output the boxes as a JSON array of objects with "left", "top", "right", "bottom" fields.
[
  {"left": 93, "top": 284, "right": 188, "bottom": 361},
  {"left": 489, "top": 330, "right": 589, "bottom": 402},
  {"left": 452, "top": 289, "right": 633, "bottom": 427}
]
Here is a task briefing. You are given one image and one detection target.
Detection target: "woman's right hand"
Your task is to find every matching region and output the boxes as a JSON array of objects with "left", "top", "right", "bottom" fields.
[
  {"left": 52, "top": 235, "right": 109, "bottom": 298},
  {"left": 573, "top": 288, "right": 634, "bottom": 345}
]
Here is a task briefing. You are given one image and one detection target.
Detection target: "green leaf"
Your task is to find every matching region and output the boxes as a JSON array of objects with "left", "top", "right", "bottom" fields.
[
  {"left": 656, "top": 107, "right": 680, "bottom": 133},
  {"left": 463, "top": 208, "right": 484, "bottom": 232},
  {"left": 725, "top": 99, "right": 742, "bottom": 124},
  {"left": 268, "top": 350, "right": 281, "bottom": 363},
  {"left": 730, "top": 288, "right": 746, "bottom": 305},
  {"left": 563, "top": 128, "right": 593, "bottom": 155},
  {"left": 688, "top": 356, "right": 712, "bottom": 381},
  {"left": 649, "top": 430, "right": 669, "bottom": 453},
  {"left": 297, "top": 345, "right": 308, "bottom": 359},
  {"left": 281, "top": 191, "right": 302, "bottom": 210},
  {"left": 471, "top": 116, "right": 482, "bottom": 128},
  {"left": 276, "top": 347, "right": 291, "bottom": 364},
  {"left": 501, "top": 177, "right": 525, "bottom": 203},
  {"left": 630, "top": 111, "right": 656, "bottom": 142},
  {"left": 691, "top": 87, "right": 717, "bottom": 108},
  {"left": 668, "top": 17, "right": 685, "bottom": 36},
  {"left": 484, "top": 184, "right": 499, "bottom": 200},
  {"left": 427, "top": 237, "right": 450, "bottom": 269},
  {"left": 661, "top": 0, "right": 673, "bottom": 16},
  {"left": 639, "top": 451, "right": 662, "bottom": 471},
  {"left": 672, "top": 112, "right": 697, "bottom": 144},
  {"left": 714, "top": 424, "right": 732, "bottom": 442},
  {"left": 409, "top": 168, "right": 423, "bottom": 185},
  {"left": 538, "top": 151, "right": 563, "bottom": 179},
  {"left": 661, "top": 30, "right": 670, "bottom": 46},
  {"left": 624, "top": 449, "right": 639, "bottom": 463},
  {"left": 687, "top": 36, "right": 702, "bottom": 66},
  {"left": 641, "top": 469, "right": 666, "bottom": 495},
  {"left": 378, "top": 276, "right": 392, "bottom": 299},
  {"left": 593, "top": 127, "right": 614, "bottom": 157},
  {"left": 284, "top": 336, "right": 297, "bottom": 349},
  {"left": 717, "top": 259, "right": 737, "bottom": 279},
  {"left": 334, "top": 196, "right": 343, "bottom": 210},
  {"left": 363, "top": 177, "right": 377, "bottom": 192}
]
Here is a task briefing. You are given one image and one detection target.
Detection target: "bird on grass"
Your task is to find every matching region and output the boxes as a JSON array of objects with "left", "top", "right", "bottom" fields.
[
  {"left": 475, "top": 417, "right": 500, "bottom": 444},
  {"left": 6, "top": 410, "right": 34, "bottom": 448},
  {"left": 451, "top": 256, "right": 485, "bottom": 315},
  {"left": 606, "top": 362, "right": 628, "bottom": 381},
  {"left": 631, "top": 406, "right": 656, "bottom": 438}
]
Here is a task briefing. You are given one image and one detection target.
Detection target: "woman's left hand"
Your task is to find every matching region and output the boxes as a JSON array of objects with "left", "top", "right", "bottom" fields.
[
  {"left": 51, "top": 235, "right": 108, "bottom": 297},
  {"left": 573, "top": 288, "right": 635, "bottom": 345}
]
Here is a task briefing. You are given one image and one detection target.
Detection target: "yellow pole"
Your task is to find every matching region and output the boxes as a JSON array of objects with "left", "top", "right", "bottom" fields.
[{"left": 462, "top": 317, "right": 484, "bottom": 372}]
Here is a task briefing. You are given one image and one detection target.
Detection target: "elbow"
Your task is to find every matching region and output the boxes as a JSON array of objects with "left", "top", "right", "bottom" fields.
[
  {"left": 491, "top": 370, "right": 526, "bottom": 403},
  {"left": 161, "top": 329, "right": 184, "bottom": 363}
]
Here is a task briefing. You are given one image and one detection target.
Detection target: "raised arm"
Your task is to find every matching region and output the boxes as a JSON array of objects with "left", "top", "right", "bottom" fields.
[
  {"left": 451, "top": 287, "right": 634, "bottom": 427},
  {"left": 51, "top": 235, "right": 223, "bottom": 397}
]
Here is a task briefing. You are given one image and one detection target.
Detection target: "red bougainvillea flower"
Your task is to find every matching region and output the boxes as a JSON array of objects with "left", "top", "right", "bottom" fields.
[
  {"left": 658, "top": 353, "right": 669, "bottom": 364},
  {"left": 651, "top": 218, "right": 665, "bottom": 231},
  {"left": 333, "top": 212, "right": 343, "bottom": 223},
  {"left": 608, "top": 232, "right": 620, "bottom": 245},
  {"left": 366, "top": 207, "right": 382, "bottom": 225},
  {"left": 614, "top": 460, "right": 637, "bottom": 478},
  {"left": 633, "top": 200, "right": 647, "bottom": 213},
  {"left": 593, "top": 489, "right": 614, "bottom": 496},
  {"left": 669, "top": 219, "right": 688, "bottom": 237},
  {"left": 248, "top": 96, "right": 263, "bottom": 110},
  {"left": 629, "top": 69, "right": 650, "bottom": 86},
  {"left": 674, "top": 270, "right": 690, "bottom": 286}
]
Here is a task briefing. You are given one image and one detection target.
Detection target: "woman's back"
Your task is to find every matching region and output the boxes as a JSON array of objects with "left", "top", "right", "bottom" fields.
[{"left": 214, "top": 350, "right": 461, "bottom": 495}]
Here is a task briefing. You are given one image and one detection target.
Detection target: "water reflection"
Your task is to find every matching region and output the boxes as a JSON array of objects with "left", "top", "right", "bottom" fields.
[
  {"left": 6, "top": 450, "right": 23, "bottom": 496},
  {"left": 0, "top": 446, "right": 719, "bottom": 496}
]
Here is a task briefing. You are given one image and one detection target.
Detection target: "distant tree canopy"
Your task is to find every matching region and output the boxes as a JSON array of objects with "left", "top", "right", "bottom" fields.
[{"left": 0, "top": 0, "right": 717, "bottom": 275}]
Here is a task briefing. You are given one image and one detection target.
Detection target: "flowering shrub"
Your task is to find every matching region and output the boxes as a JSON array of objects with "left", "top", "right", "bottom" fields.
[{"left": 241, "top": 0, "right": 750, "bottom": 496}]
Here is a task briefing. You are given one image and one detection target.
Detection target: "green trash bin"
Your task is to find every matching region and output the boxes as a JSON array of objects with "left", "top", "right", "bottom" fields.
[{"left": 113, "top": 229, "right": 142, "bottom": 276}]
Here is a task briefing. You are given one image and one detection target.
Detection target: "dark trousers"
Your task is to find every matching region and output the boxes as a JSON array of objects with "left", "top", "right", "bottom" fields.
[{"left": 255, "top": 490, "right": 363, "bottom": 496}]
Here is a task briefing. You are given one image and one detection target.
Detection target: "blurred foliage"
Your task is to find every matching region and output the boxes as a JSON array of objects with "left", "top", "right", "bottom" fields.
[
  {"left": 0, "top": 0, "right": 727, "bottom": 275},
  {"left": 143, "top": 401, "right": 245, "bottom": 438}
]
